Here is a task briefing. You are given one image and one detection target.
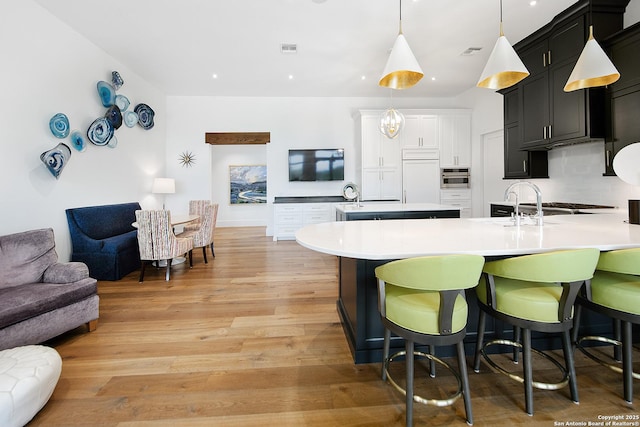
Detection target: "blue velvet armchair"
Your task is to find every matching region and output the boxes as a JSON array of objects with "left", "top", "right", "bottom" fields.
[{"left": 65, "top": 202, "right": 141, "bottom": 280}]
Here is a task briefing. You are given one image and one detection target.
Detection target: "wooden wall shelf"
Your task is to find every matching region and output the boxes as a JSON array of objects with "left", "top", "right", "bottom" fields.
[{"left": 205, "top": 132, "right": 270, "bottom": 145}]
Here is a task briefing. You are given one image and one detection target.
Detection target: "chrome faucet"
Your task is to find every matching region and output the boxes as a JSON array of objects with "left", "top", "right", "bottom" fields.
[
  {"left": 505, "top": 189, "right": 521, "bottom": 226},
  {"left": 504, "top": 181, "right": 544, "bottom": 226}
]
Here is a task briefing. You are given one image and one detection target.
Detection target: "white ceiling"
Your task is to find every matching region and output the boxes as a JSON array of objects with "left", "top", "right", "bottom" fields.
[{"left": 34, "top": 0, "right": 578, "bottom": 98}]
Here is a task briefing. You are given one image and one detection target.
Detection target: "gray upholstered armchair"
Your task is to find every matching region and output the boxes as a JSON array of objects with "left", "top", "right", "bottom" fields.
[{"left": 0, "top": 228, "right": 99, "bottom": 351}]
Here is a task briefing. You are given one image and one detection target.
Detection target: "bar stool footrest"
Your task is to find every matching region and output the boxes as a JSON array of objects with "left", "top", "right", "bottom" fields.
[
  {"left": 480, "top": 339, "right": 570, "bottom": 390},
  {"left": 384, "top": 350, "right": 463, "bottom": 407},
  {"left": 576, "top": 336, "right": 640, "bottom": 380}
]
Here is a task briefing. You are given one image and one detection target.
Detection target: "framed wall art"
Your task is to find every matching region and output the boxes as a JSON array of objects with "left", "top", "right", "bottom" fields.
[{"left": 229, "top": 165, "right": 267, "bottom": 204}]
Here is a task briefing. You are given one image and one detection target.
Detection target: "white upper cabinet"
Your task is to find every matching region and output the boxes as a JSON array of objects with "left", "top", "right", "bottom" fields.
[
  {"left": 401, "top": 115, "right": 439, "bottom": 149},
  {"left": 356, "top": 109, "right": 471, "bottom": 202},
  {"left": 361, "top": 115, "right": 401, "bottom": 169},
  {"left": 359, "top": 112, "right": 402, "bottom": 200},
  {"left": 438, "top": 112, "right": 471, "bottom": 168}
]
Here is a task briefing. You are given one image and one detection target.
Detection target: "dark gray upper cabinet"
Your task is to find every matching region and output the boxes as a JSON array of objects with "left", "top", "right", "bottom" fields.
[
  {"left": 502, "top": 88, "right": 548, "bottom": 179},
  {"left": 602, "top": 21, "right": 640, "bottom": 176},
  {"left": 506, "top": 0, "right": 628, "bottom": 151}
]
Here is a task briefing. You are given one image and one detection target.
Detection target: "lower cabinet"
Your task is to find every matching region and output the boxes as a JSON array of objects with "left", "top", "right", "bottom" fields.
[
  {"left": 336, "top": 209, "right": 459, "bottom": 221},
  {"left": 273, "top": 202, "right": 334, "bottom": 241},
  {"left": 490, "top": 203, "right": 515, "bottom": 217},
  {"left": 440, "top": 189, "right": 471, "bottom": 218}
]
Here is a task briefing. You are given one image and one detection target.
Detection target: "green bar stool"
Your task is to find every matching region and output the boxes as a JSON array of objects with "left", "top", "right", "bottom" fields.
[
  {"left": 472, "top": 248, "right": 600, "bottom": 416},
  {"left": 375, "top": 254, "right": 485, "bottom": 427},
  {"left": 573, "top": 247, "right": 640, "bottom": 403}
]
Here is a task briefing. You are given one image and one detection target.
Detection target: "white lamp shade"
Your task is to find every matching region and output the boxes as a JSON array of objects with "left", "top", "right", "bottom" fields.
[
  {"left": 379, "top": 33, "right": 424, "bottom": 90},
  {"left": 152, "top": 178, "right": 175, "bottom": 194},
  {"left": 612, "top": 143, "right": 640, "bottom": 186},
  {"left": 379, "top": 108, "right": 405, "bottom": 139},
  {"left": 477, "top": 35, "right": 530, "bottom": 90},
  {"left": 564, "top": 27, "right": 620, "bottom": 92}
]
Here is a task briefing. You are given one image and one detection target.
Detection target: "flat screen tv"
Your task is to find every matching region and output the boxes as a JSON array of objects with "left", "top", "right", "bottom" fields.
[{"left": 288, "top": 149, "right": 344, "bottom": 181}]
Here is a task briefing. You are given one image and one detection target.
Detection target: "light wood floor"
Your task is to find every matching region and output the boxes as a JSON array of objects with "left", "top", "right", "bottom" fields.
[{"left": 32, "top": 227, "right": 638, "bottom": 426}]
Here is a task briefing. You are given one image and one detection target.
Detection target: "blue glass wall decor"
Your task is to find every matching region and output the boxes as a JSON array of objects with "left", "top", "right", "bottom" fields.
[
  {"left": 40, "top": 143, "right": 71, "bottom": 179},
  {"left": 70, "top": 130, "right": 86, "bottom": 152},
  {"left": 49, "top": 113, "right": 70, "bottom": 138},
  {"left": 97, "top": 81, "right": 116, "bottom": 107},
  {"left": 87, "top": 117, "right": 114, "bottom": 146},
  {"left": 134, "top": 103, "right": 155, "bottom": 130}
]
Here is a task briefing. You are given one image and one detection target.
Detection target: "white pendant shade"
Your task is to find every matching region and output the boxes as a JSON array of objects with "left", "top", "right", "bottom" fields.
[
  {"left": 564, "top": 26, "right": 620, "bottom": 92},
  {"left": 379, "top": 33, "right": 424, "bottom": 90},
  {"left": 379, "top": 108, "right": 405, "bottom": 139},
  {"left": 477, "top": 34, "right": 530, "bottom": 90}
]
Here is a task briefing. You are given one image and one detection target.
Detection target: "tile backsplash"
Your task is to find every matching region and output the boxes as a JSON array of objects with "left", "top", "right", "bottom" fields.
[{"left": 527, "top": 141, "right": 639, "bottom": 208}]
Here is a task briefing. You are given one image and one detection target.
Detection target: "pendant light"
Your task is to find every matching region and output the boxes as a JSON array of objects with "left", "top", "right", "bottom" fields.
[
  {"left": 564, "top": 25, "right": 620, "bottom": 92},
  {"left": 379, "top": 107, "right": 405, "bottom": 139},
  {"left": 477, "top": 0, "right": 529, "bottom": 90},
  {"left": 378, "top": 0, "right": 423, "bottom": 90}
]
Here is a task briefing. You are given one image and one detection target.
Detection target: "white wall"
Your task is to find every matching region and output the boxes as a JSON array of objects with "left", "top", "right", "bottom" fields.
[
  {"left": 165, "top": 96, "right": 464, "bottom": 234},
  {"left": 0, "top": 0, "right": 167, "bottom": 260}
]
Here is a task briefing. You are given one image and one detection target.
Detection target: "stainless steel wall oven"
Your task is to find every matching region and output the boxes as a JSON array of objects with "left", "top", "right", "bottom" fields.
[{"left": 441, "top": 168, "right": 470, "bottom": 188}]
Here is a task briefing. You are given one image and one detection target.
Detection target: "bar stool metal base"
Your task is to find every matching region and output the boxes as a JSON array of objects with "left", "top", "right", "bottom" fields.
[
  {"left": 385, "top": 350, "right": 463, "bottom": 407},
  {"left": 576, "top": 336, "right": 640, "bottom": 379},
  {"left": 480, "top": 339, "right": 570, "bottom": 390}
]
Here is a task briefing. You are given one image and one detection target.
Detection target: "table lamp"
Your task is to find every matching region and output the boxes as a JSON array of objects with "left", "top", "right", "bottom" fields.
[
  {"left": 152, "top": 177, "right": 175, "bottom": 210},
  {"left": 612, "top": 143, "right": 640, "bottom": 225}
]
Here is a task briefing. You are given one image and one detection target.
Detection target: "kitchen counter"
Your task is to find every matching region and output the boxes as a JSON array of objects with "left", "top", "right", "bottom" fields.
[
  {"left": 334, "top": 202, "right": 458, "bottom": 214},
  {"left": 273, "top": 195, "right": 347, "bottom": 204},
  {"left": 335, "top": 202, "right": 460, "bottom": 221},
  {"left": 297, "top": 211, "right": 636, "bottom": 259},
  {"left": 296, "top": 212, "right": 640, "bottom": 363}
]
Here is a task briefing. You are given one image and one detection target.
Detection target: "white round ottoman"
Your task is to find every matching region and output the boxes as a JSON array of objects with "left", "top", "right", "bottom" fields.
[{"left": 0, "top": 345, "right": 62, "bottom": 427}]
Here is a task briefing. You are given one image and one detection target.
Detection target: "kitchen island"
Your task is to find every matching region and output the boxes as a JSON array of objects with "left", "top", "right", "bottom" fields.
[
  {"left": 296, "top": 212, "right": 640, "bottom": 363},
  {"left": 335, "top": 202, "right": 460, "bottom": 221}
]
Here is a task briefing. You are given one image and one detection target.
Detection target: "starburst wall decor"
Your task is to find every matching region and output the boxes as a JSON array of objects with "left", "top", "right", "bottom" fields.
[{"left": 179, "top": 151, "right": 196, "bottom": 167}]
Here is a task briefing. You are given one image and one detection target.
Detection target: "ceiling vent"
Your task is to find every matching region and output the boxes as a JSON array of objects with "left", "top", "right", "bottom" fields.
[
  {"left": 281, "top": 43, "right": 297, "bottom": 54},
  {"left": 461, "top": 47, "right": 483, "bottom": 56}
]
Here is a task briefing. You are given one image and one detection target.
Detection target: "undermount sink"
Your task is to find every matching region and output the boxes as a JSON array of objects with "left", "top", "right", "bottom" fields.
[
  {"left": 341, "top": 204, "right": 368, "bottom": 210},
  {"left": 469, "top": 217, "right": 557, "bottom": 227}
]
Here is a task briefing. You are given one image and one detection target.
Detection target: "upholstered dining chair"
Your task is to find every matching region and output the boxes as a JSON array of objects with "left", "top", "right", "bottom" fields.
[
  {"left": 135, "top": 210, "right": 194, "bottom": 282},
  {"left": 183, "top": 200, "right": 209, "bottom": 232},
  {"left": 181, "top": 203, "right": 217, "bottom": 263},
  {"left": 473, "top": 248, "right": 600, "bottom": 416},
  {"left": 572, "top": 247, "right": 640, "bottom": 404},
  {"left": 375, "top": 254, "right": 485, "bottom": 427}
]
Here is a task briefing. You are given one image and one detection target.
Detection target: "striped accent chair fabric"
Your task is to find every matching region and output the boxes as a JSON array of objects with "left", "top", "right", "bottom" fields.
[
  {"left": 182, "top": 203, "right": 218, "bottom": 263},
  {"left": 183, "top": 200, "right": 210, "bottom": 232},
  {"left": 135, "top": 210, "right": 194, "bottom": 281}
]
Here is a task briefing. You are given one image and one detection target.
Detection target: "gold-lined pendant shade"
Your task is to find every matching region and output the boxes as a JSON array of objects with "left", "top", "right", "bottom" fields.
[
  {"left": 379, "top": 32, "right": 424, "bottom": 89},
  {"left": 477, "top": 32, "right": 530, "bottom": 90},
  {"left": 564, "top": 26, "right": 620, "bottom": 92}
]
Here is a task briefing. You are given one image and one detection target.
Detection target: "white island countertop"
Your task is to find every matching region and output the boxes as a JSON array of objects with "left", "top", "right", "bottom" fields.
[
  {"left": 296, "top": 211, "right": 640, "bottom": 260},
  {"left": 335, "top": 202, "right": 459, "bottom": 214}
]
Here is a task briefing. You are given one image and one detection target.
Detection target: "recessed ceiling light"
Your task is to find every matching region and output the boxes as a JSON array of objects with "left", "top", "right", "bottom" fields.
[
  {"left": 431, "top": 77, "right": 436, "bottom": 81},
  {"left": 281, "top": 43, "right": 297, "bottom": 54},
  {"left": 361, "top": 75, "right": 366, "bottom": 80},
  {"left": 530, "top": 1, "right": 537, "bottom": 6},
  {"left": 212, "top": 73, "right": 218, "bottom": 79},
  {"left": 288, "top": 75, "right": 294, "bottom": 80}
]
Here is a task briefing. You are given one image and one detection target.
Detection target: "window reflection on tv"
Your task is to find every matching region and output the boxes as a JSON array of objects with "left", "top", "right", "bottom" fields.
[{"left": 288, "top": 149, "right": 344, "bottom": 181}]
